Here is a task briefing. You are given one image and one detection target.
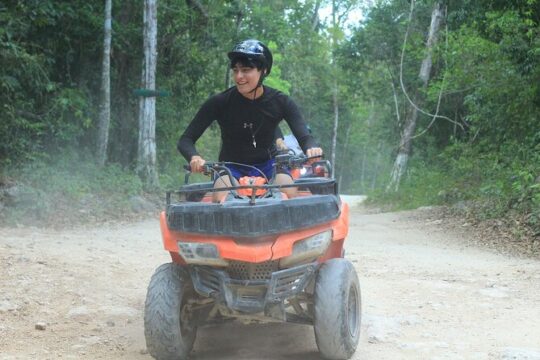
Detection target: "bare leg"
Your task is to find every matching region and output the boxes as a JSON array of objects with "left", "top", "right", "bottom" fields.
[
  {"left": 213, "top": 175, "right": 234, "bottom": 203},
  {"left": 274, "top": 173, "right": 297, "bottom": 198}
]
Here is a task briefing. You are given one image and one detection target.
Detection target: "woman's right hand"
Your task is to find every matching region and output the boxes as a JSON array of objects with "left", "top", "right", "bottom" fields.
[
  {"left": 189, "top": 155, "right": 206, "bottom": 173},
  {"left": 275, "top": 137, "right": 288, "bottom": 151}
]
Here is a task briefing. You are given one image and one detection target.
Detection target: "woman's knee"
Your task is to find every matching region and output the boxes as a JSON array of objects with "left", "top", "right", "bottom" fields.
[
  {"left": 213, "top": 175, "right": 233, "bottom": 202},
  {"left": 274, "top": 173, "right": 297, "bottom": 197},
  {"left": 214, "top": 175, "right": 233, "bottom": 189}
]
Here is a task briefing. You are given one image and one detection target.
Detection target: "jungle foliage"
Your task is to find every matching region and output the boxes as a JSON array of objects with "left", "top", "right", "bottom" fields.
[{"left": 0, "top": 0, "right": 539, "bottom": 232}]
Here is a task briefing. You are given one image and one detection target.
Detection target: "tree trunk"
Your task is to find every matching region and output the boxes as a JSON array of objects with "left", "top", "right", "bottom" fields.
[
  {"left": 330, "top": 0, "right": 339, "bottom": 178},
  {"left": 371, "top": 142, "right": 383, "bottom": 191},
  {"left": 113, "top": 1, "right": 137, "bottom": 167},
  {"left": 311, "top": 0, "right": 321, "bottom": 32},
  {"left": 331, "top": 83, "right": 339, "bottom": 177},
  {"left": 137, "top": 0, "right": 159, "bottom": 189},
  {"left": 387, "top": 1, "right": 444, "bottom": 192},
  {"left": 225, "top": 2, "right": 243, "bottom": 89},
  {"left": 96, "top": 0, "right": 112, "bottom": 166},
  {"left": 361, "top": 100, "right": 375, "bottom": 191},
  {"left": 338, "top": 121, "right": 352, "bottom": 191}
]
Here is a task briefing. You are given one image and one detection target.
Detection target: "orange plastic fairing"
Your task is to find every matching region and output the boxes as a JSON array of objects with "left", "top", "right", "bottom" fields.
[{"left": 160, "top": 200, "right": 350, "bottom": 264}]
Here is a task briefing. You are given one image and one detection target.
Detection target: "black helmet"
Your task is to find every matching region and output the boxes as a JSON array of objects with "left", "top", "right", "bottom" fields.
[{"left": 228, "top": 39, "right": 273, "bottom": 75}]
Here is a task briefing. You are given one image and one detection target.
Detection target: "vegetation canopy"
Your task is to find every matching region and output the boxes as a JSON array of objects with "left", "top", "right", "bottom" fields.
[{"left": 0, "top": 0, "right": 538, "bottom": 245}]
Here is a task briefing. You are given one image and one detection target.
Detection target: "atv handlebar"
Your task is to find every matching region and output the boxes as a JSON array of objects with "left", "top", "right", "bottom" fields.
[
  {"left": 182, "top": 154, "right": 331, "bottom": 184},
  {"left": 175, "top": 154, "right": 335, "bottom": 203},
  {"left": 274, "top": 153, "right": 323, "bottom": 168},
  {"left": 183, "top": 162, "right": 228, "bottom": 176},
  {"left": 184, "top": 154, "right": 320, "bottom": 175}
]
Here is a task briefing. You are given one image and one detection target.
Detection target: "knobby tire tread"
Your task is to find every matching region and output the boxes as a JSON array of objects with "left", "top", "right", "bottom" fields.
[
  {"left": 314, "top": 258, "right": 361, "bottom": 360},
  {"left": 144, "top": 263, "right": 196, "bottom": 360}
]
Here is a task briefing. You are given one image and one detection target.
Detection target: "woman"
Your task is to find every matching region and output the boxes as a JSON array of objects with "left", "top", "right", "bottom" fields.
[{"left": 177, "top": 39, "right": 323, "bottom": 201}]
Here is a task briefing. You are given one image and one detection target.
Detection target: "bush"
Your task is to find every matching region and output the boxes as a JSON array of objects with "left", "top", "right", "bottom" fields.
[
  {"left": 368, "top": 142, "right": 540, "bottom": 235},
  {"left": 0, "top": 152, "right": 151, "bottom": 227}
]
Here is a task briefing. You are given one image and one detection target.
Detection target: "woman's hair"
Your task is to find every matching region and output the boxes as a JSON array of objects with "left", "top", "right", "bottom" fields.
[{"left": 230, "top": 56, "right": 264, "bottom": 72}]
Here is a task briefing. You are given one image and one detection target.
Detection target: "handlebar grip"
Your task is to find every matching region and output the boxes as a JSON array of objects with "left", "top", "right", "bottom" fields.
[
  {"left": 184, "top": 162, "right": 216, "bottom": 176},
  {"left": 202, "top": 164, "right": 214, "bottom": 176}
]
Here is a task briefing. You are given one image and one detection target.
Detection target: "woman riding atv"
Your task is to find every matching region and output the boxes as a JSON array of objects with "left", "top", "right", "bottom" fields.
[
  {"left": 150, "top": 47, "right": 360, "bottom": 359},
  {"left": 177, "top": 39, "right": 323, "bottom": 201}
]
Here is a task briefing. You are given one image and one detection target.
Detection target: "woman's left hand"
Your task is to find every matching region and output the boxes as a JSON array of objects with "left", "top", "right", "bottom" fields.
[{"left": 306, "top": 147, "right": 323, "bottom": 158}]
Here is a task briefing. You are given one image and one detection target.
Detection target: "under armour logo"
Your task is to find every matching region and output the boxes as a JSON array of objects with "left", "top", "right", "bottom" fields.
[{"left": 244, "top": 123, "right": 253, "bottom": 129}]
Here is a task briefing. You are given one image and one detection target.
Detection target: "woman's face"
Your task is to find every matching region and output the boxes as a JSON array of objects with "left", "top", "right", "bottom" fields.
[{"left": 232, "top": 64, "right": 263, "bottom": 98}]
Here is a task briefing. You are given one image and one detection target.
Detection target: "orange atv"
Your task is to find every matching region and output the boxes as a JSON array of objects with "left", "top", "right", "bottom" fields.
[{"left": 144, "top": 154, "right": 361, "bottom": 360}]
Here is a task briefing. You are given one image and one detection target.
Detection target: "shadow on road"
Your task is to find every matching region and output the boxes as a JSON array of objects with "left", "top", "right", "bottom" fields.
[{"left": 191, "top": 322, "right": 324, "bottom": 360}]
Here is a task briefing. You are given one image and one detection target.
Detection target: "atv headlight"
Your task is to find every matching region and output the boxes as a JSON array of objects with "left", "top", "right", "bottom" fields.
[
  {"left": 177, "top": 242, "right": 228, "bottom": 266},
  {"left": 280, "top": 230, "right": 332, "bottom": 268}
]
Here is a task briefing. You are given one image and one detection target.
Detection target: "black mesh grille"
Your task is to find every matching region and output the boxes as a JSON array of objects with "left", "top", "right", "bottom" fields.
[
  {"left": 227, "top": 261, "right": 279, "bottom": 280},
  {"left": 267, "top": 263, "right": 317, "bottom": 302},
  {"left": 274, "top": 268, "right": 308, "bottom": 295}
]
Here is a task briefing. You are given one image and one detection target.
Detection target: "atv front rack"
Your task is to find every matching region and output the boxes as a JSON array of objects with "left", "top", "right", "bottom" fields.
[
  {"left": 166, "top": 177, "right": 338, "bottom": 205},
  {"left": 165, "top": 157, "right": 341, "bottom": 237},
  {"left": 166, "top": 194, "right": 341, "bottom": 237}
]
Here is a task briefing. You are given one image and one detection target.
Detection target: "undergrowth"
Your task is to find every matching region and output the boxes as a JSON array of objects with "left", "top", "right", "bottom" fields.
[
  {"left": 0, "top": 152, "right": 160, "bottom": 227},
  {"left": 367, "top": 144, "right": 540, "bottom": 236}
]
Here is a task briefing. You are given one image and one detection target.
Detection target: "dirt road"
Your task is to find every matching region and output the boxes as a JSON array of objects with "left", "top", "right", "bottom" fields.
[{"left": 1, "top": 206, "right": 540, "bottom": 360}]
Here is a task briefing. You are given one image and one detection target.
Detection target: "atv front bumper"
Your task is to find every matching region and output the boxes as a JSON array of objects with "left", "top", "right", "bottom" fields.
[{"left": 189, "top": 262, "right": 318, "bottom": 314}]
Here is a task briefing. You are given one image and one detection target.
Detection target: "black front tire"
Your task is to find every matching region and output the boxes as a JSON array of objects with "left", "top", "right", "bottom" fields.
[
  {"left": 144, "top": 263, "right": 197, "bottom": 360},
  {"left": 314, "top": 258, "right": 361, "bottom": 360}
]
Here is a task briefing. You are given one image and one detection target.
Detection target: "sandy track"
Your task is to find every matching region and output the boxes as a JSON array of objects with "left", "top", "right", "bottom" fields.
[{"left": 1, "top": 206, "right": 539, "bottom": 359}]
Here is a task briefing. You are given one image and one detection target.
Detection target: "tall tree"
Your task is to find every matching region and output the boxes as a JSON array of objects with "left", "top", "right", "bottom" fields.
[
  {"left": 330, "top": 0, "right": 340, "bottom": 177},
  {"left": 387, "top": 0, "right": 444, "bottom": 191},
  {"left": 137, "top": 0, "right": 159, "bottom": 188},
  {"left": 328, "top": 0, "right": 355, "bottom": 177},
  {"left": 96, "top": 0, "right": 113, "bottom": 166}
]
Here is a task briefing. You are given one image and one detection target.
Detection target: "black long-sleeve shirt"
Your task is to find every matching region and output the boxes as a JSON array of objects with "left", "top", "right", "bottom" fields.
[{"left": 177, "top": 86, "right": 316, "bottom": 164}]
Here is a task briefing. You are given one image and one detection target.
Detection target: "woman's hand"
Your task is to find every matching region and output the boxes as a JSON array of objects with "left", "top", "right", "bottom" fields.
[
  {"left": 306, "top": 147, "right": 323, "bottom": 158},
  {"left": 189, "top": 155, "right": 206, "bottom": 173},
  {"left": 275, "top": 138, "right": 288, "bottom": 151}
]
